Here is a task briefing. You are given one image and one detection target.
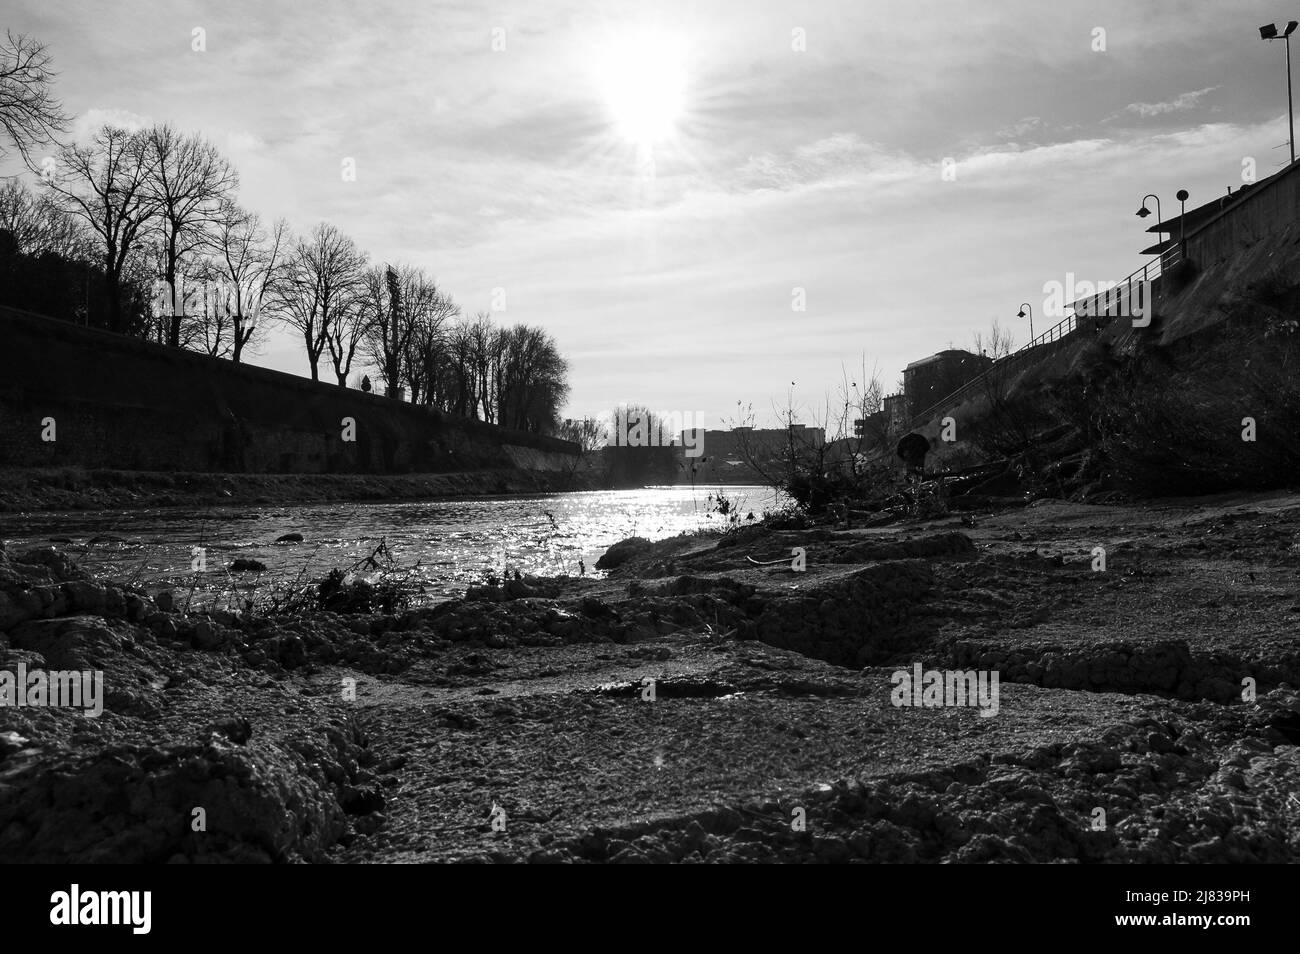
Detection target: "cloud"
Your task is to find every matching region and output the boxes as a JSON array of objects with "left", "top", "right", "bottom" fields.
[
  {"left": 994, "top": 116, "right": 1045, "bottom": 143},
  {"left": 223, "top": 130, "right": 263, "bottom": 153},
  {"left": 70, "top": 107, "right": 153, "bottom": 141},
  {"left": 732, "top": 133, "right": 913, "bottom": 193},
  {"left": 1112, "top": 86, "right": 1219, "bottom": 120},
  {"left": 9, "top": 0, "right": 1291, "bottom": 427}
]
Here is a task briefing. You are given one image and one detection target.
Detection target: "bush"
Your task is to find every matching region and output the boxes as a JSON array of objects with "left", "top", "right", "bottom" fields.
[{"left": 1093, "top": 324, "right": 1300, "bottom": 494}]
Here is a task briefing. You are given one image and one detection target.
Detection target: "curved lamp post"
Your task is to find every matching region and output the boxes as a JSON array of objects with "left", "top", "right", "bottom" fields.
[
  {"left": 1017, "top": 302, "right": 1034, "bottom": 342},
  {"left": 1136, "top": 194, "right": 1164, "bottom": 247}
]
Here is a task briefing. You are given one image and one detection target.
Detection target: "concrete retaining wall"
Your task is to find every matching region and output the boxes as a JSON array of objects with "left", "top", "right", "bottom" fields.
[{"left": 0, "top": 306, "right": 578, "bottom": 475}]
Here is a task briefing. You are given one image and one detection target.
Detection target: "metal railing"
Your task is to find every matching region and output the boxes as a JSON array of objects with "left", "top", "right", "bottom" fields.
[
  {"left": 1069, "top": 243, "right": 1180, "bottom": 321},
  {"left": 901, "top": 245, "right": 1182, "bottom": 431}
]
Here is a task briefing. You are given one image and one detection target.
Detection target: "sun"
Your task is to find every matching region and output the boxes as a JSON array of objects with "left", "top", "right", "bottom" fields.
[{"left": 594, "top": 30, "right": 687, "bottom": 147}]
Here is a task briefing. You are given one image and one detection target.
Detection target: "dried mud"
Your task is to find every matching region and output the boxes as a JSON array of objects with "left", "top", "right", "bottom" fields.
[{"left": 2, "top": 489, "right": 1299, "bottom": 863}]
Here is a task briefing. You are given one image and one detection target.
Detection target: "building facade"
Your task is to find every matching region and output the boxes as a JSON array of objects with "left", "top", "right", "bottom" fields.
[{"left": 902, "top": 349, "right": 992, "bottom": 421}]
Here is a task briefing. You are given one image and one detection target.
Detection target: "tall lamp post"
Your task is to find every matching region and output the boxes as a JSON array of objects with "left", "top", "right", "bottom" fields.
[
  {"left": 1260, "top": 21, "right": 1298, "bottom": 165},
  {"left": 1176, "top": 189, "right": 1189, "bottom": 254},
  {"left": 1017, "top": 302, "right": 1034, "bottom": 342},
  {"left": 1136, "top": 194, "right": 1164, "bottom": 248}
]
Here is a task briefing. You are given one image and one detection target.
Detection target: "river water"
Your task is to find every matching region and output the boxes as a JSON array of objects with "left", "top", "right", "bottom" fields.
[{"left": 0, "top": 484, "right": 782, "bottom": 608}]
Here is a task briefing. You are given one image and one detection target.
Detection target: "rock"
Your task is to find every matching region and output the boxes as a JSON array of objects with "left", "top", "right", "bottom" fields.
[
  {"left": 581, "top": 596, "right": 617, "bottom": 619},
  {"left": 0, "top": 591, "right": 37, "bottom": 631},
  {"left": 205, "top": 716, "right": 252, "bottom": 744},
  {"left": 276, "top": 533, "right": 304, "bottom": 544},
  {"left": 545, "top": 617, "right": 576, "bottom": 637},
  {"left": 0, "top": 738, "right": 352, "bottom": 863},
  {"left": 123, "top": 594, "right": 149, "bottom": 623},
  {"left": 0, "top": 731, "right": 30, "bottom": 758},
  {"left": 504, "top": 578, "right": 536, "bottom": 599},
  {"left": 230, "top": 558, "right": 267, "bottom": 573},
  {"left": 276, "top": 634, "right": 307, "bottom": 669},
  {"left": 353, "top": 813, "right": 386, "bottom": 835},
  {"left": 8, "top": 616, "right": 125, "bottom": 671},
  {"left": 15, "top": 547, "right": 89, "bottom": 582},
  {"left": 595, "top": 537, "right": 653, "bottom": 571},
  {"left": 340, "top": 784, "right": 386, "bottom": 816},
  {"left": 154, "top": 591, "right": 175, "bottom": 613},
  {"left": 62, "top": 580, "right": 107, "bottom": 615},
  {"left": 191, "top": 620, "right": 224, "bottom": 650}
]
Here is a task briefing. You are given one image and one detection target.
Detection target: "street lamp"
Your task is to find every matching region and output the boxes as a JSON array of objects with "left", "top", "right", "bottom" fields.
[
  {"left": 1136, "top": 194, "right": 1165, "bottom": 246},
  {"left": 1017, "top": 302, "right": 1034, "bottom": 342},
  {"left": 1260, "top": 20, "right": 1298, "bottom": 165},
  {"left": 1176, "top": 189, "right": 1189, "bottom": 250}
]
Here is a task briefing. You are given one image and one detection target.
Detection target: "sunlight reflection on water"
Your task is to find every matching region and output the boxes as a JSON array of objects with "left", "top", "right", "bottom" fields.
[{"left": 0, "top": 484, "right": 783, "bottom": 606}]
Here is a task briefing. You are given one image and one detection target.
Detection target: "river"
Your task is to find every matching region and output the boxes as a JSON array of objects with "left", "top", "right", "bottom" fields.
[{"left": 0, "top": 484, "right": 783, "bottom": 609}]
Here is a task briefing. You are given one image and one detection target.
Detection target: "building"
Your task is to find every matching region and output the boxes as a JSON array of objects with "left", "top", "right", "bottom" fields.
[
  {"left": 901, "top": 349, "right": 992, "bottom": 420},
  {"left": 882, "top": 393, "right": 908, "bottom": 434},
  {"left": 678, "top": 424, "right": 826, "bottom": 462}
]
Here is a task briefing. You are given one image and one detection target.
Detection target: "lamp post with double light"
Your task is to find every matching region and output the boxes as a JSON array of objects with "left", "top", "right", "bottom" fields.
[{"left": 1260, "top": 21, "right": 1298, "bottom": 165}]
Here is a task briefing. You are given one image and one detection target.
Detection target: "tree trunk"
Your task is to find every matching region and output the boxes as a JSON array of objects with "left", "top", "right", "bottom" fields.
[{"left": 106, "top": 275, "right": 122, "bottom": 334}]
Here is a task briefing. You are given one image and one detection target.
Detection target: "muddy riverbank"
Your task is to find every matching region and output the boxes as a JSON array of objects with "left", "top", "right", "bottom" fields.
[{"left": 2, "top": 489, "right": 1298, "bottom": 862}]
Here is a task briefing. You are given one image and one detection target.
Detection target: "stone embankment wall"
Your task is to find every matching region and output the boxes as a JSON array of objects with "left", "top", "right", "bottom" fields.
[{"left": 0, "top": 306, "right": 578, "bottom": 475}]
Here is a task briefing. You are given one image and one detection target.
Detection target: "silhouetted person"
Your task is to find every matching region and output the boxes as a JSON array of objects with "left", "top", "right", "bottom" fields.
[{"left": 361, "top": 375, "right": 372, "bottom": 393}]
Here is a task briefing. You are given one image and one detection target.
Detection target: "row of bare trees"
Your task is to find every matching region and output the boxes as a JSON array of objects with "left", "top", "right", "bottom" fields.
[{"left": 0, "top": 31, "right": 570, "bottom": 434}]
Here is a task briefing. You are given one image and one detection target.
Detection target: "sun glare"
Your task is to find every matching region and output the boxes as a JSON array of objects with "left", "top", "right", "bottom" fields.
[{"left": 594, "top": 30, "right": 687, "bottom": 146}]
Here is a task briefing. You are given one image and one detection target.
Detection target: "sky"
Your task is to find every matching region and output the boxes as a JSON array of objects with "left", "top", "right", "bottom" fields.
[{"left": 3, "top": 0, "right": 1295, "bottom": 428}]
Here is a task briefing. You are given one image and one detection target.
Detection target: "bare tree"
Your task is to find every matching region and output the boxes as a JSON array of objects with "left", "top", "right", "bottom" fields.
[
  {"left": 496, "top": 324, "right": 570, "bottom": 433},
  {"left": 833, "top": 356, "right": 885, "bottom": 467},
  {"left": 325, "top": 290, "right": 374, "bottom": 387},
  {"left": 972, "top": 319, "right": 1014, "bottom": 365},
  {"left": 445, "top": 318, "right": 477, "bottom": 415},
  {"left": 212, "top": 201, "right": 288, "bottom": 362},
  {"left": 468, "top": 312, "right": 503, "bottom": 423},
  {"left": 270, "top": 222, "right": 366, "bottom": 382},
  {"left": 0, "top": 177, "right": 86, "bottom": 257},
  {"left": 359, "top": 264, "right": 410, "bottom": 396},
  {"left": 44, "top": 125, "right": 158, "bottom": 334},
  {"left": 557, "top": 417, "right": 608, "bottom": 452},
  {"left": 0, "top": 31, "right": 69, "bottom": 169},
  {"left": 179, "top": 255, "right": 233, "bottom": 357},
  {"left": 400, "top": 279, "right": 459, "bottom": 404},
  {"left": 143, "top": 124, "right": 238, "bottom": 347},
  {"left": 359, "top": 264, "right": 454, "bottom": 398}
]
